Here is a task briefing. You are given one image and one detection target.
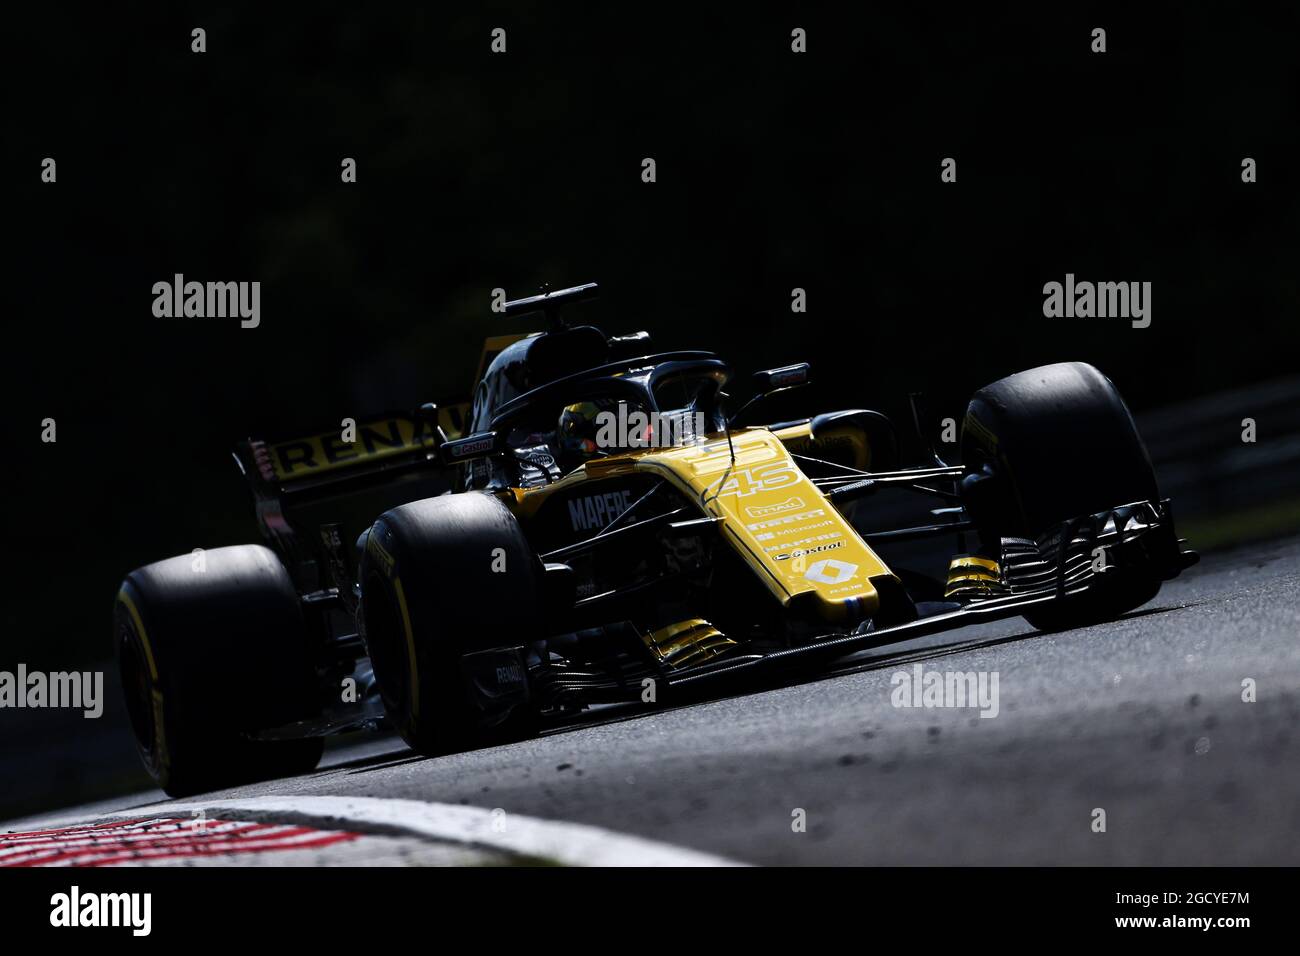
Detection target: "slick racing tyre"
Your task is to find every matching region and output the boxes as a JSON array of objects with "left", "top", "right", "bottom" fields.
[
  {"left": 359, "top": 492, "right": 541, "bottom": 756},
  {"left": 961, "top": 361, "right": 1161, "bottom": 631},
  {"left": 114, "top": 545, "right": 324, "bottom": 797}
]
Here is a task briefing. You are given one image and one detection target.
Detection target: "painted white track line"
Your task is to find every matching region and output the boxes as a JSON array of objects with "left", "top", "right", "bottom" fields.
[{"left": 5, "top": 796, "right": 743, "bottom": 867}]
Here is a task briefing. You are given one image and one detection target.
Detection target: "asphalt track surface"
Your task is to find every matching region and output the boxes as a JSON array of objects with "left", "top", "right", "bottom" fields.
[{"left": 8, "top": 535, "right": 1300, "bottom": 865}]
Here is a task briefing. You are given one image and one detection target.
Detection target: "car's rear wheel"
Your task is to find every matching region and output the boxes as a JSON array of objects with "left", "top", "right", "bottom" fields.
[
  {"left": 960, "top": 361, "right": 1162, "bottom": 631},
  {"left": 358, "top": 492, "right": 541, "bottom": 755},
  {"left": 114, "top": 545, "right": 324, "bottom": 796}
]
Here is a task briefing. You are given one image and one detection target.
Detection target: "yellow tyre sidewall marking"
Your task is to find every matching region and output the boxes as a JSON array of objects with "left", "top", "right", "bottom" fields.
[
  {"left": 391, "top": 575, "right": 420, "bottom": 728},
  {"left": 365, "top": 530, "right": 420, "bottom": 729},
  {"left": 115, "top": 587, "right": 170, "bottom": 774}
]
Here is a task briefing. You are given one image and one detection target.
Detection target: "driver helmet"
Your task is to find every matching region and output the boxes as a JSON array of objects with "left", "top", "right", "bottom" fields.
[
  {"left": 558, "top": 399, "right": 611, "bottom": 463},
  {"left": 558, "top": 398, "right": 653, "bottom": 464}
]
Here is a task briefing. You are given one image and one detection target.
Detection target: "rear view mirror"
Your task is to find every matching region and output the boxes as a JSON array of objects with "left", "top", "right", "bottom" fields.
[
  {"left": 729, "top": 363, "right": 812, "bottom": 427},
  {"left": 752, "top": 363, "right": 811, "bottom": 393},
  {"left": 439, "top": 431, "right": 500, "bottom": 465}
]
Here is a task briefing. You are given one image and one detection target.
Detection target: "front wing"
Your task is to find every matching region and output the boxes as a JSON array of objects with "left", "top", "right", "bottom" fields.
[{"left": 657, "top": 498, "right": 1197, "bottom": 696}]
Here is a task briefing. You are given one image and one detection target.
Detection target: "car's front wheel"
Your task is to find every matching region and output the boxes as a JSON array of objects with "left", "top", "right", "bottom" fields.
[
  {"left": 358, "top": 492, "right": 541, "bottom": 755},
  {"left": 960, "top": 361, "right": 1162, "bottom": 631}
]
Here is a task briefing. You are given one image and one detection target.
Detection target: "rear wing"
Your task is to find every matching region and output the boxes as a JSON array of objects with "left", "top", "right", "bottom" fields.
[
  {"left": 235, "top": 410, "right": 468, "bottom": 593},
  {"left": 236, "top": 319, "right": 546, "bottom": 501},
  {"left": 237, "top": 407, "right": 472, "bottom": 499}
]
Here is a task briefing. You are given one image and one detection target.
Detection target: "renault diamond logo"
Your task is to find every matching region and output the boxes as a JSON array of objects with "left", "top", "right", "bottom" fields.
[{"left": 804, "top": 558, "right": 858, "bottom": 584}]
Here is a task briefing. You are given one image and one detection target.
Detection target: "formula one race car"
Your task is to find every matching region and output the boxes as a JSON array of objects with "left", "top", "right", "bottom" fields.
[{"left": 114, "top": 283, "right": 1198, "bottom": 795}]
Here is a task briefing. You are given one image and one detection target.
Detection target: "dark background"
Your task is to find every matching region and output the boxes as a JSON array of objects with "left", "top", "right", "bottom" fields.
[{"left": 7, "top": 3, "right": 1299, "bottom": 679}]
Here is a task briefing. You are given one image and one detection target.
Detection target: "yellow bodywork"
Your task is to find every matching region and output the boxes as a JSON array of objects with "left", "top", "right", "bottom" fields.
[
  {"left": 943, "top": 555, "right": 1006, "bottom": 599},
  {"left": 642, "top": 618, "right": 738, "bottom": 669},
  {"left": 506, "top": 429, "right": 896, "bottom": 624}
]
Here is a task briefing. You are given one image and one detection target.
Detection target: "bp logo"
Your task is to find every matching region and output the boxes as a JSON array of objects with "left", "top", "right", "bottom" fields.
[{"left": 804, "top": 559, "right": 858, "bottom": 584}]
